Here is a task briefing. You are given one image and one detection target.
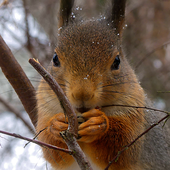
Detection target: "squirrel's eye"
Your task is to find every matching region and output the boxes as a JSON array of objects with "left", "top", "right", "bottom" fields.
[
  {"left": 53, "top": 53, "right": 60, "bottom": 67},
  {"left": 111, "top": 55, "right": 120, "bottom": 70}
]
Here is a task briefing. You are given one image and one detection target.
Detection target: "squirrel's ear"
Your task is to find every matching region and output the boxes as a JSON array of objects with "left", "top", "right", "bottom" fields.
[
  {"left": 58, "top": 0, "right": 74, "bottom": 31},
  {"left": 107, "top": 0, "right": 126, "bottom": 36}
]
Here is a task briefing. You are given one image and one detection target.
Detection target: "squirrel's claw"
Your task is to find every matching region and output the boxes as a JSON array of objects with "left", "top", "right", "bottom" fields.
[
  {"left": 77, "top": 109, "right": 109, "bottom": 143},
  {"left": 47, "top": 113, "right": 68, "bottom": 141}
]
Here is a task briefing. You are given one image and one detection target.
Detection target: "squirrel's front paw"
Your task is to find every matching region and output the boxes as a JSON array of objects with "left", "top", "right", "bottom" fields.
[
  {"left": 47, "top": 113, "right": 68, "bottom": 140},
  {"left": 78, "top": 109, "right": 109, "bottom": 143}
]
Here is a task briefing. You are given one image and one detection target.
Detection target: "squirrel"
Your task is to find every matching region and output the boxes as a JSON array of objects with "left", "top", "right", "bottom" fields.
[{"left": 36, "top": 0, "right": 170, "bottom": 170}]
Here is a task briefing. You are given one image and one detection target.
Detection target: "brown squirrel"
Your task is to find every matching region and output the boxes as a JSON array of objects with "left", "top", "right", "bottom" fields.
[{"left": 36, "top": 0, "right": 170, "bottom": 169}]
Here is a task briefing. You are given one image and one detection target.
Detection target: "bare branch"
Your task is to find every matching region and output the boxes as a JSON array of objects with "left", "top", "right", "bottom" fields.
[
  {"left": 102, "top": 104, "right": 170, "bottom": 115},
  {"left": 0, "top": 35, "right": 37, "bottom": 127},
  {"left": 29, "top": 58, "right": 93, "bottom": 170},
  {"left": 103, "top": 104, "right": 170, "bottom": 169},
  {"left": 29, "top": 58, "right": 78, "bottom": 135},
  {"left": 0, "top": 130, "right": 72, "bottom": 154}
]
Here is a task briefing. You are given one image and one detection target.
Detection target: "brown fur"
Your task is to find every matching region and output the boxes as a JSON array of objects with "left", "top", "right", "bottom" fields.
[{"left": 36, "top": 20, "right": 146, "bottom": 169}]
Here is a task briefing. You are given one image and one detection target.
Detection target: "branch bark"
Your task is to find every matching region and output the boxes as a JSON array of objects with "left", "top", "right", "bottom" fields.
[
  {"left": 0, "top": 130, "right": 72, "bottom": 154},
  {"left": 0, "top": 35, "right": 37, "bottom": 127},
  {"left": 29, "top": 58, "right": 78, "bottom": 135},
  {"left": 29, "top": 58, "right": 93, "bottom": 170}
]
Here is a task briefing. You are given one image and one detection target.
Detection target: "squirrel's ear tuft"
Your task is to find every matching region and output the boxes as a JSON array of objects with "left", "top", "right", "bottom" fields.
[
  {"left": 58, "top": 0, "right": 74, "bottom": 31},
  {"left": 107, "top": 0, "right": 126, "bottom": 37}
]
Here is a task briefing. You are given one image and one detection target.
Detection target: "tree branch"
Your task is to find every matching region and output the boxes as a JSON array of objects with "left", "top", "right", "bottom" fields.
[
  {"left": 0, "top": 35, "right": 37, "bottom": 127},
  {"left": 29, "top": 58, "right": 78, "bottom": 135},
  {"left": 0, "top": 130, "right": 72, "bottom": 154},
  {"left": 102, "top": 104, "right": 170, "bottom": 115},
  {"left": 104, "top": 114, "right": 170, "bottom": 170},
  {"left": 29, "top": 58, "right": 93, "bottom": 170},
  {"left": 103, "top": 104, "right": 170, "bottom": 169}
]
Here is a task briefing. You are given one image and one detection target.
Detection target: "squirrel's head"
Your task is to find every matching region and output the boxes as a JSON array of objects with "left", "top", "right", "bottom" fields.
[{"left": 37, "top": 0, "right": 145, "bottom": 116}]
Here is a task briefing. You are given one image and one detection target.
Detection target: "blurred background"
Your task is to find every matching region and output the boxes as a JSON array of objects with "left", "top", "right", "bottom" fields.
[{"left": 0, "top": 0, "right": 170, "bottom": 169}]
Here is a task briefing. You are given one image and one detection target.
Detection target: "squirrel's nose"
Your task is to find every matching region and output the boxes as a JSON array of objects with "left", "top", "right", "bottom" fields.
[{"left": 72, "top": 92, "right": 94, "bottom": 102}]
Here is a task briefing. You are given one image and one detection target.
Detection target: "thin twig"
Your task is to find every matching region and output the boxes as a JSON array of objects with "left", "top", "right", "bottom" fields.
[
  {"left": 103, "top": 104, "right": 170, "bottom": 169},
  {"left": 24, "top": 128, "right": 47, "bottom": 148},
  {"left": 105, "top": 114, "right": 170, "bottom": 170},
  {"left": 0, "top": 130, "right": 72, "bottom": 154},
  {"left": 102, "top": 104, "right": 170, "bottom": 115},
  {"left": 157, "top": 91, "right": 170, "bottom": 93},
  {"left": 29, "top": 58, "right": 93, "bottom": 170},
  {"left": 29, "top": 58, "right": 78, "bottom": 135}
]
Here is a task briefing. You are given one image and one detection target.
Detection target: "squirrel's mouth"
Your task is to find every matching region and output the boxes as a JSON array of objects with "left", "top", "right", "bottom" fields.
[{"left": 76, "top": 107, "right": 90, "bottom": 113}]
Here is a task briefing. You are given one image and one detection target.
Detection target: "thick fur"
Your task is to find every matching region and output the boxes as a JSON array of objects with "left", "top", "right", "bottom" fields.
[{"left": 36, "top": 6, "right": 170, "bottom": 170}]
